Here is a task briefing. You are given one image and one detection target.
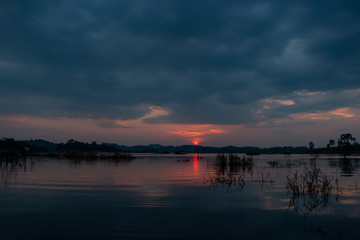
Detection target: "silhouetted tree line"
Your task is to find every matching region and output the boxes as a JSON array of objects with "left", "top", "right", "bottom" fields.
[
  {"left": 1, "top": 137, "right": 121, "bottom": 157},
  {"left": 56, "top": 139, "right": 119, "bottom": 152},
  {"left": 0, "top": 138, "right": 29, "bottom": 160},
  {"left": 0, "top": 138, "right": 139, "bottom": 162},
  {"left": 308, "top": 133, "right": 359, "bottom": 156},
  {"left": 2, "top": 134, "right": 360, "bottom": 157},
  {"left": 0, "top": 137, "right": 28, "bottom": 151},
  {"left": 118, "top": 145, "right": 307, "bottom": 154}
]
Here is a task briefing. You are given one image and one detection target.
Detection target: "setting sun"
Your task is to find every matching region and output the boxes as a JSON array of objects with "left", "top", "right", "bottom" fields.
[{"left": 193, "top": 140, "right": 199, "bottom": 145}]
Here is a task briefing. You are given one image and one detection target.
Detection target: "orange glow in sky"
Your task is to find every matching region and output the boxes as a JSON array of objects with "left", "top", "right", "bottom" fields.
[{"left": 170, "top": 125, "right": 226, "bottom": 145}]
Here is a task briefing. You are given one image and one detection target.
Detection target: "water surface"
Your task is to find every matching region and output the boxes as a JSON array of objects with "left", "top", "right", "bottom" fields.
[{"left": 1, "top": 154, "right": 359, "bottom": 239}]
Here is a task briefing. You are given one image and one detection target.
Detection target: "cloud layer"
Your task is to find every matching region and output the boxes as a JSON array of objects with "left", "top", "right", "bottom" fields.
[{"left": 0, "top": 0, "right": 360, "bottom": 145}]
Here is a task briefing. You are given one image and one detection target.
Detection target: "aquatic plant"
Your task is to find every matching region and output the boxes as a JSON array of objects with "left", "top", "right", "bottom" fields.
[
  {"left": 0, "top": 150, "right": 27, "bottom": 161},
  {"left": 206, "top": 171, "right": 246, "bottom": 193},
  {"left": 228, "top": 153, "right": 241, "bottom": 165},
  {"left": 204, "top": 153, "right": 256, "bottom": 192},
  {"left": 214, "top": 153, "right": 227, "bottom": 165},
  {"left": 214, "top": 153, "right": 253, "bottom": 172},
  {"left": 286, "top": 166, "right": 342, "bottom": 214},
  {"left": 0, "top": 157, "right": 31, "bottom": 188},
  {"left": 208, "top": 171, "right": 245, "bottom": 186},
  {"left": 255, "top": 169, "right": 273, "bottom": 186}
]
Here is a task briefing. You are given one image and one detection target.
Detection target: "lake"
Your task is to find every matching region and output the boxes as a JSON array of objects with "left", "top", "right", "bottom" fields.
[{"left": 1, "top": 154, "right": 360, "bottom": 239}]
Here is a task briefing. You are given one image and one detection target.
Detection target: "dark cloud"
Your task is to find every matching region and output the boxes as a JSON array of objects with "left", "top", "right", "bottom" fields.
[{"left": 0, "top": 0, "right": 360, "bottom": 125}]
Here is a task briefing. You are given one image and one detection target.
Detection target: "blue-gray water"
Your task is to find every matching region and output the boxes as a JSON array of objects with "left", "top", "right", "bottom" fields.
[{"left": 1, "top": 154, "right": 360, "bottom": 239}]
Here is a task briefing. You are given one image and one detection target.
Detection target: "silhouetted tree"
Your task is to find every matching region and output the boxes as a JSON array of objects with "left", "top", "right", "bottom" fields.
[
  {"left": 327, "top": 139, "right": 336, "bottom": 148},
  {"left": 337, "top": 133, "right": 356, "bottom": 148},
  {"left": 337, "top": 133, "right": 356, "bottom": 157},
  {"left": 57, "top": 139, "right": 119, "bottom": 152},
  {"left": 0, "top": 138, "right": 29, "bottom": 160},
  {"left": 309, "top": 141, "right": 315, "bottom": 150}
]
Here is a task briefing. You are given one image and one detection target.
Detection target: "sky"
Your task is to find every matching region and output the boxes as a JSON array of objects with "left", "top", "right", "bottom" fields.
[{"left": 0, "top": 0, "right": 360, "bottom": 147}]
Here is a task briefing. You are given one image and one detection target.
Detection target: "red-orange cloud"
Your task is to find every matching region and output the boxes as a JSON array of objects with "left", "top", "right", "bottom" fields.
[
  {"left": 171, "top": 125, "right": 225, "bottom": 144},
  {"left": 172, "top": 129, "right": 225, "bottom": 138}
]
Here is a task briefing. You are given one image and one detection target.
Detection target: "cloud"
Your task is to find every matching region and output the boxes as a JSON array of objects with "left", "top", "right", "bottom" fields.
[
  {"left": 255, "top": 88, "right": 360, "bottom": 122},
  {"left": 172, "top": 127, "right": 225, "bottom": 138},
  {"left": 170, "top": 125, "right": 226, "bottom": 144},
  {"left": 329, "top": 108, "right": 358, "bottom": 118},
  {"left": 263, "top": 99, "right": 295, "bottom": 106},
  {"left": 0, "top": 0, "right": 359, "bottom": 129}
]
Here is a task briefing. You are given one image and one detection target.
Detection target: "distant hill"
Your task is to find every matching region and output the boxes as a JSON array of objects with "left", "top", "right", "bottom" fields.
[
  {"left": 106, "top": 143, "right": 307, "bottom": 154},
  {"left": 26, "top": 139, "right": 57, "bottom": 151},
  {"left": 24, "top": 139, "right": 118, "bottom": 152},
  {"left": 0, "top": 137, "right": 310, "bottom": 154}
]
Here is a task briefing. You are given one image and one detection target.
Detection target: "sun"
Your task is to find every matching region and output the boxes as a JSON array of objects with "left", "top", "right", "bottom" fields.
[{"left": 193, "top": 140, "right": 199, "bottom": 146}]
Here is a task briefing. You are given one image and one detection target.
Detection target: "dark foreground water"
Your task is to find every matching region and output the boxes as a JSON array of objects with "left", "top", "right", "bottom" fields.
[{"left": 1, "top": 154, "right": 360, "bottom": 240}]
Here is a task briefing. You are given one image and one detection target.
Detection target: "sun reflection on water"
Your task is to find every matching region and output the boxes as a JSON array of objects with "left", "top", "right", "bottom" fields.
[{"left": 194, "top": 154, "right": 198, "bottom": 173}]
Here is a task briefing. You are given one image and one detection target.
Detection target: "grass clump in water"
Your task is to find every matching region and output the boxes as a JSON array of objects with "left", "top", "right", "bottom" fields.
[
  {"left": 214, "top": 153, "right": 253, "bottom": 172},
  {"left": 287, "top": 166, "right": 342, "bottom": 214},
  {"left": 205, "top": 153, "right": 254, "bottom": 192}
]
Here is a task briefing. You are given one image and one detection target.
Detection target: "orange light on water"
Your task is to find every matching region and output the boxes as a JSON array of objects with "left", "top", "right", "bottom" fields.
[{"left": 194, "top": 154, "right": 198, "bottom": 172}]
